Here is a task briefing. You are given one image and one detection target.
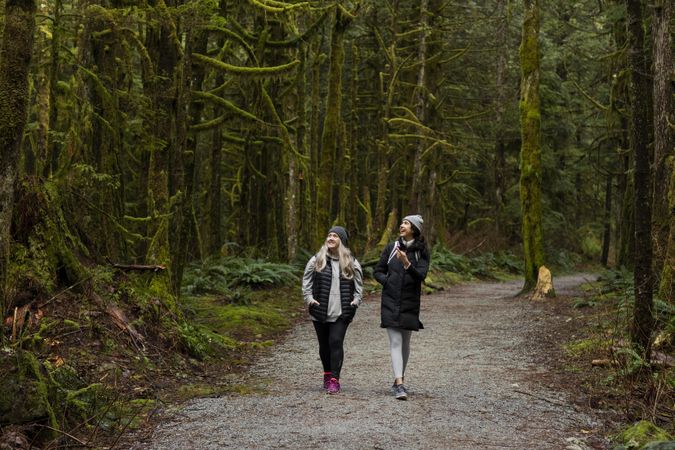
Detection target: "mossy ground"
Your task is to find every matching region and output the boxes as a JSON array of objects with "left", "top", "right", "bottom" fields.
[{"left": 1, "top": 269, "right": 304, "bottom": 448}]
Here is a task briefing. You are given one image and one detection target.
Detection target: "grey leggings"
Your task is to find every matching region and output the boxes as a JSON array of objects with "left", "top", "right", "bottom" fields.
[{"left": 387, "top": 327, "right": 412, "bottom": 379}]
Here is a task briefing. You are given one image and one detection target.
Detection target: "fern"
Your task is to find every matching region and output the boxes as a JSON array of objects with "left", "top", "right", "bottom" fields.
[
  {"left": 431, "top": 246, "right": 522, "bottom": 279},
  {"left": 181, "top": 256, "right": 300, "bottom": 296}
]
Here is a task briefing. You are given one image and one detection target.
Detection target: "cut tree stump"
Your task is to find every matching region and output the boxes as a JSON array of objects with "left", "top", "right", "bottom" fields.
[{"left": 531, "top": 265, "right": 555, "bottom": 300}]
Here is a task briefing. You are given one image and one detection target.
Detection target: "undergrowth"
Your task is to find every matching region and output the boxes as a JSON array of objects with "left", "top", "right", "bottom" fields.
[
  {"left": 428, "top": 246, "right": 522, "bottom": 285},
  {"left": 1, "top": 256, "right": 304, "bottom": 449},
  {"left": 563, "top": 268, "right": 674, "bottom": 445}
]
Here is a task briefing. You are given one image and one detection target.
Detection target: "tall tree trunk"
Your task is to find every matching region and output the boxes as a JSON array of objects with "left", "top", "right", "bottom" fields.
[
  {"left": 295, "top": 47, "right": 309, "bottom": 254},
  {"left": 601, "top": 172, "right": 612, "bottom": 267},
  {"left": 661, "top": 157, "right": 675, "bottom": 302},
  {"left": 208, "top": 0, "right": 228, "bottom": 256},
  {"left": 171, "top": 28, "right": 189, "bottom": 296},
  {"left": 651, "top": 0, "right": 672, "bottom": 287},
  {"left": 518, "top": 0, "right": 545, "bottom": 293},
  {"left": 317, "top": 8, "right": 350, "bottom": 244},
  {"left": 349, "top": 44, "right": 363, "bottom": 243},
  {"left": 144, "top": 0, "right": 180, "bottom": 294},
  {"left": 375, "top": 1, "right": 399, "bottom": 239},
  {"left": 46, "top": 0, "right": 61, "bottom": 177},
  {"left": 30, "top": 0, "right": 51, "bottom": 177},
  {"left": 184, "top": 30, "right": 208, "bottom": 263},
  {"left": 409, "top": 0, "right": 429, "bottom": 213},
  {"left": 626, "top": 0, "right": 654, "bottom": 354},
  {"left": 208, "top": 119, "right": 223, "bottom": 256},
  {"left": 0, "top": 0, "right": 36, "bottom": 314},
  {"left": 493, "top": 0, "right": 508, "bottom": 233},
  {"left": 309, "top": 38, "right": 322, "bottom": 248}
]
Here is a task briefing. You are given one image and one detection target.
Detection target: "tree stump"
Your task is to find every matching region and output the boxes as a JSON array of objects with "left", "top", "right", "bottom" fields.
[{"left": 531, "top": 265, "right": 555, "bottom": 300}]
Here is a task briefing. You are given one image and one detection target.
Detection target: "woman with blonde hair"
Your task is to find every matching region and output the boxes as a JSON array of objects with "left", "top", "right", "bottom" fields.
[{"left": 302, "top": 226, "right": 363, "bottom": 394}]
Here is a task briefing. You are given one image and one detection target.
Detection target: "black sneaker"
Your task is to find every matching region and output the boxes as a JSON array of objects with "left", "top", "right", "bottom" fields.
[{"left": 393, "top": 383, "right": 407, "bottom": 400}]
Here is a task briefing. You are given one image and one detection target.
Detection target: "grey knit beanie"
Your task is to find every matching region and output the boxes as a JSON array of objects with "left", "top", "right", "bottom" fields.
[
  {"left": 404, "top": 214, "right": 423, "bottom": 234},
  {"left": 328, "top": 226, "right": 349, "bottom": 246}
]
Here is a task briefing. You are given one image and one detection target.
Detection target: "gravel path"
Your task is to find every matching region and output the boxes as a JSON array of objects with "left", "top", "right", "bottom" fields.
[{"left": 134, "top": 274, "right": 605, "bottom": 450}]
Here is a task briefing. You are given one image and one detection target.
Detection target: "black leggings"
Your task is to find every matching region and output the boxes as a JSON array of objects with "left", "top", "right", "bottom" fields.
[{"left": 312, "top": 318, "right": 350, "bottom": 380}]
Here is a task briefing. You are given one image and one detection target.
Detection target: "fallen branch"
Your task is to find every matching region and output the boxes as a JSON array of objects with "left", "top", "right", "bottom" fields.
[
  {"left": 513, "top": 389, "right": 568, "bottom": 407},
  {"left": 111, "top": 262, "right": 166, "bottom": 272},
  {"left": 38, "top": 424, "right": 92, "bottom": 448}
]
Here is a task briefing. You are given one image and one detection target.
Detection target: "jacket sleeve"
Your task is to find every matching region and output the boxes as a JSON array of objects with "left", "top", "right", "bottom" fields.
[
  {"left": 373, "top": 244, "right": 392, "bottom": 285},
  {"left": 301, "top": 256, "right": 317, "bottom": 305},
  {"left": 406, "top": 250, "right": 429, "bottom": 282},
  {"left": 351, "top": 258, "right": 364, "bottom": 306}
]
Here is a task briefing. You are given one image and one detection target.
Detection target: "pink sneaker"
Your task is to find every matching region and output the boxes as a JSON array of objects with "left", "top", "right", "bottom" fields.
[
  {"left": 323, "top": 372, "right": 332, "bottom": 390},
  {"left": 326, "top": 377, "right": 340, "bottom": 394}
]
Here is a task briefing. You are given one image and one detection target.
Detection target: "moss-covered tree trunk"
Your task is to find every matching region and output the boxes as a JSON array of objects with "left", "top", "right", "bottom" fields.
[
  {"left": 374, "top": 1, "right": 399, "bottom": 239},
  {"left": 308, "top": 38, "right": 322, "bottom": 249},
  {"left": 144, "top": 0, "right": 181, "bottom": 295},
  {"left": 184, "top": 30, "right": 208, "bottom": 262},
  {"left": 29, "top": 0, "right": 52, "bottom": 177},
  {"left": 76, "top": 2, "right": 128, "bottom": 261},
  {"left": 208, "top": 115, "right": 223, "bottom": 255},
  {"left": 348, "top": 44, "right": 366, "bottom": 244},
  {"left": 207, "top": 0, "right": 228, "bottom": 256},
  {"left": 317, "top": 7, "right": 350, "bottom": 244},
  {"left": 651, "top": 0, "right": 672, "bottom": 286},
  {"left": 626, "top": 0, "right": 655, "bottom": 354},
  {"left": 518, "top": 0, "right": 544, "bottom": 293},
  {"left": 45, "top": 0, "right": 61, "bottom": 177},
  {"left": 409, "top": 0, "right": 429, "bottom": 214},
  {"left": 0, "top": 0, "right": 36, "bottom": 314},
  {"left": 295, "top": 47, "right": 309, "bottom": 254}
]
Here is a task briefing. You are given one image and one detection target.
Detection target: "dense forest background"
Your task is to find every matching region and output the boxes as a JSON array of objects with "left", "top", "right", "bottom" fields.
[
  {"left": 0, "top": 0, "right": 673, "bottom": 446},
  {"left": 2, "top": 0, "right": 672, "bottom": 328},
  {"left": 1, "top": 0, "right": 672, "bottom": 288}
]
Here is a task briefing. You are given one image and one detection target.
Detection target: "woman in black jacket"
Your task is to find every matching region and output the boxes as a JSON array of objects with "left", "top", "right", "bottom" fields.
[
  {"left": 302, "top": 226, "right": 363, "bottom": 395},
  {"left": 373, "top": 214, "right": 429, "bottom": 400}
]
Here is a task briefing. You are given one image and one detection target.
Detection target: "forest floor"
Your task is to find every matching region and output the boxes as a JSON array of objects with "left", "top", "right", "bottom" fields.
[{"left": 119, "top": 273, "right": 621, "bottom": 450}]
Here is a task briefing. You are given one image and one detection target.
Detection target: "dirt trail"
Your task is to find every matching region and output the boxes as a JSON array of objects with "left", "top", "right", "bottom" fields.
[{"left": 133, "top": 274, "right": 607, "bottom": 449}]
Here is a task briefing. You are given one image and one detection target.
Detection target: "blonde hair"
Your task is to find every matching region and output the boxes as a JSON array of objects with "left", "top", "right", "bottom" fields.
[{"left": 314, "top": 242, "right": 355, "bottom": 279}]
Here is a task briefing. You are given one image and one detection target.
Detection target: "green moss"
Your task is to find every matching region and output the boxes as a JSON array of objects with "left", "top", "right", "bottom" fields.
[
  {"left": 19, "top": 351, "right": 59, "bottom": 434},
  {"left": 98, "top": 398, "right": 156, "bottom": 431},
  {"left": 177, "top": 321, "right": 237, "bottom": 359},
  {"left": 62, "top": 319, "right": 81, "bottom": 330},
  {"left": 615, "top": 420, "right": 673, "bottom": 448},
  {"left": 563, "top": 337, "right": 609, "bottom": 357},
  {"left": 177, "top": 383, "right": 220, "bottom": 399},
  {"left": 9, "top": 180, "right": 89, "bottom": 299},
  {"left": 0, "top": 352, "right": 52, "bottom": 425},
  {"left": 249, "top": 340, "right": 274, "bottom": 349}
]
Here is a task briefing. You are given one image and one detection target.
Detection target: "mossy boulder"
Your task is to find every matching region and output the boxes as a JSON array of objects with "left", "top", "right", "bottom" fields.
[
  {"left": 0, "top": 351, "right": 105, "bottom": 429},
  {"left": 616, "top": 420, "right": 674, "bottom": 449},
  {"left": 641, "top": 442, "right": 675, "bottom": 450},
  {"left": 0, "top": 352, "right": 56, "bottom": 427}
]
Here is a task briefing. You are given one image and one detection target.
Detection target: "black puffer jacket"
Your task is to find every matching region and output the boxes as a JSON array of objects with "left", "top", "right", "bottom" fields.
[{"left": 373, "top": 239, "right": 430, "bottom": 330}]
